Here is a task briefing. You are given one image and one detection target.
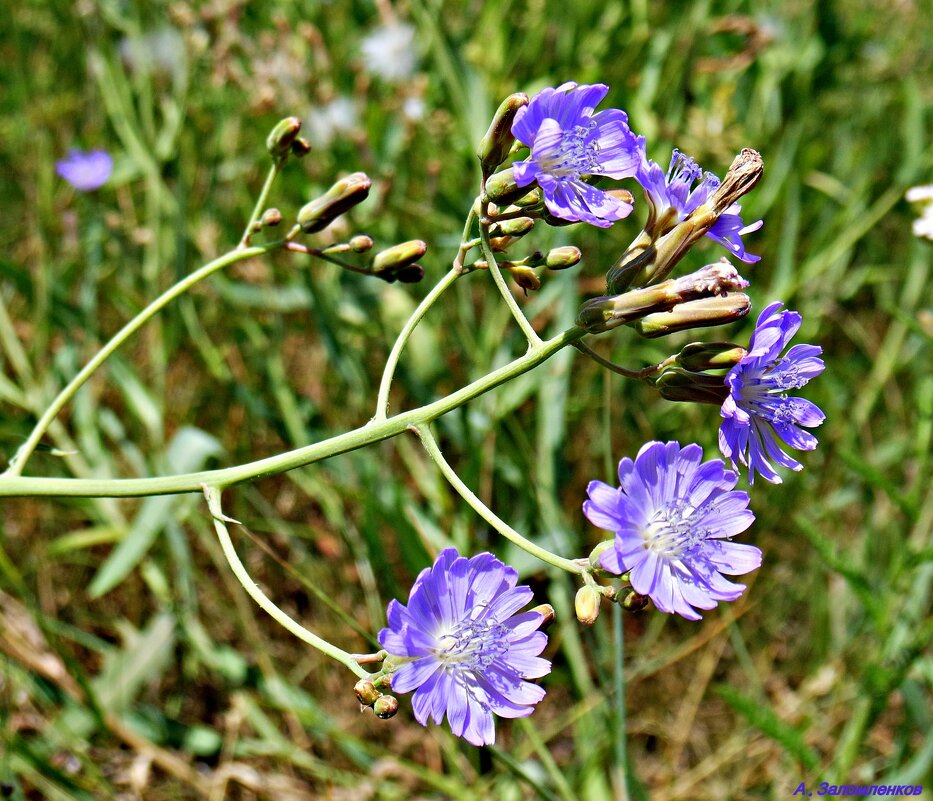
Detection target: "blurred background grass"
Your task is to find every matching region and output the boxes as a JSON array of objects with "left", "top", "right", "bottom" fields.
[{"left": 1, "top": 0, "right": 931, "bottom": 799}]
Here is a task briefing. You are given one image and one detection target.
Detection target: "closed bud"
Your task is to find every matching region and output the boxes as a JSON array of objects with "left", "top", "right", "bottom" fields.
[
  {"left": 297, "top": 172, "right": 372, "bottom": 234},
  {"left": 588, "top": 540, "right": 615, "bottom": 570},
  {"left": 349, "top": 234, "right": 374, "bottom": 252},
  {"left": 545, "top": 246, "right": 582, "bottom": 270},
  {"left": 484, "top": 167, "right": 529, "bottom": 207},
  {"left": 478, "top": 93, "right": 528, "bottom": 177},
  {"left": 373, "top": 695, "right": 399, "bottom": 719},
  {"left": 266, "top": 116, "right": 302, "bottom": 160},
  {"left": 290, "top": 137, "right": 312, "bottom": 158},
  {"left": 261, "top": 208, "right": 283, "bottom": 227},
  {"left": 710, "top": 149, "right": 763, "bottom": 215},
  {"left": 655, "top": 366, "right": 730, "bottom": 405},
  {"left": 512, "top": 187, "right": 544, "bottom": 208},
  {"left": 395, "top": 264, "right": 425, "bottom": 283},
  {"left": 353, "top": 678, "right": 381, "bottom": 706},
  {"left": 488, "top": 217, "right": 534, "bottom": 239},
  {"left": 675, "top": 342, "right": 747, "bottom": 372},
  {"left": 530, "top": 604, "right": 556, "bottom": 628},
  {"left": 574, "top": 585, "right": 601, "bottom": 625},
  {"left": 373, "top": 240, "right": 428, "bottom": 273},
  {"left": 510, "top": 266, "right": 541, "bottom": 293},
  {"left": 634, "top": 294, "right": 751, "bottom": 338},
  {"left": 620, "top": 589, "right": 650, "bottom": 612}
]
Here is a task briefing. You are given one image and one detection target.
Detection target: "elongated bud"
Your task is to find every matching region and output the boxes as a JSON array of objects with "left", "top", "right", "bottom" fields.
[
  {"left": 545, "top": 246, "right": 582, "bottom": 270},
  {"left": 530, "top": 604, "right": 556, "bottom": 628},
  {"left": 478, "top": 93, "right": 528, "bottom": 177},
  {"left": 655, "top": 366, "right": 730, "bottom": 404},
  {"left": 488, "top": 217, "right": 534, "bottom": 239},
  {"left": 354, "top": 678, "right": 381, "bottom": 706},
  {"left": 373, "top": 695, "right": 399, "bottom": 719},
  {"left": 574, "top": 585, "right": 601, "bottom": 625},
  {"left": 484, "top": 167, "right": 529, "bottom": 207},
  {"left": 675, "top": 342, "right": 747, "bottom": 372},
  {"left": 710, "top": 149, "right": 763, "bottom": 215},
  {"left": 577, "top": 260, "right": 749, "bottom": 334},
  {"left": 349, "top": 234, "right": 374, "bottom": 252},
  {"left": 620, "top": 589, "right": 650, "bottom": 612},
  {"left": 297, "top": 172, "right": 371, "bottom": 234},
  {"left": 512, "top": 187, "right": 544, "bottom": 208},
  {"left": 588, "top": 540, "right": 615, "bottom": 570},
  {"left": 373, "top": 240, "right": 427, "bottom": 273},
  {"left": 634, "top": 293, "right": 751, "bottom": 338},
  {"left": 266, "top": 116, "right": 302, "bottom": 161}
]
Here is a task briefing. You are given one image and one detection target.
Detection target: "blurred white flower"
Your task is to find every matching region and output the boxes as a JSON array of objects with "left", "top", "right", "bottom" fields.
[
  {"left": 119, "top": 28, "right": 187, "bottom": 83},
  {"left": 906, "top": 184, "right": 933, "bottom": 241},
  {"left": 360, "top": 22, "right": 418, "bottom": 82},
  {"left": 402, "top": 95, "right": 425, "bottom": 121},
  {"left": 305, "top": 97, "right": 359, "bottom": 147}
]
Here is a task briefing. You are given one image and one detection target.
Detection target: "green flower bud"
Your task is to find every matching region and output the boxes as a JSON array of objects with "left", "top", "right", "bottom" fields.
[
  {"left": 488, "top": 217, "right": 534, "bottom": 239},
  {"left": 477, "top": 93, "right": 528, "bottom": 177},
  {"left": 633, "top": 294, "right": 751, "bottom": 338},
  {"left": 297, "top": 172, "right": 372, "bottom": 234},
  {"left": 484, "top": 167, "right": 530, "bottom": 207},
  {"left": 620, "top": 589, "right": 650, "bottom": 612},
  {"left": 373, "top": 240, "right": 428, "bottom": 273},
  {"left": 588, "top": 540, "right": 615, "bottom": 570},
  {"left": 353, "top": 678, "right": 381, "bottom": 706},
  {"left": 349, "top": 234, "right": 374, "bottom": 252},
  {"left": 510, "top": 266, "right": 541, "bottom": 293},
  {"left": 574, "top": 585, "right": 601, "bottom": 626},
  {"left": 261, "top": 208, "right": 283, "bottom": 227},
  {"left": 373, "top": 695, "right": 399, "bottom": 719},
  {"left": 290, "top": 137, "right": 312, "bottom": 158},
  {"left": 675, "top": 342, "right": 747, "bottom": 372},
  {"left": 394, "top": 264, "right": 425, "bottom": 284},
  {"left": 266, "top": 116, "right": 302, "bottom": 161},
  {"left": 512, "top": 187, "right": 544, "bottom": 208},
  {"left": 654, "top": 366, "right": 730, "bottom": 405},
  {"left": 545, "top": 246, "right": 582, "bottom": 270}
]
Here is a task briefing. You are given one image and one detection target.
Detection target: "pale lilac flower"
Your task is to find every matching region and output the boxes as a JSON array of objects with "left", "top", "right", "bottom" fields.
[
  {"left": 510, "top": 82, "right": 640, "bottom": 228},
  {"left": 360, "top": 22, "right": 418, "bottom": 82},
  {"left": 584, "top": 441, "right": 760, "bottom": 621},
  {"left": 378, "top": 548, "right": 550, "bottom": 746},
  {"left": 56, "top": 150, "right": 113, "bottom": 191},
  {"left": 720, "top": 302, "right": 826, "bottom": 484},
  {"left": 906, "top": 183, "right": 933, "bottom": 241},
  {"left": 635, "top": 142, "right": 762, "bottom": 263}
]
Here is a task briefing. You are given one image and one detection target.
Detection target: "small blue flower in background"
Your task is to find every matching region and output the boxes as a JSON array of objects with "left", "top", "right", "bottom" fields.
[
  {"left": 719, "top": 302, "right": 826, "bottom": 484},
  {"left": 378, "top": 548, "right": 550, "bottom": 746},
  {"left": 510, "top": 82, "right": 640, "bottom": 228},
  {"left": 584, "top": 441, "right": 761, "bottom": 621},
  {"left": 635, "top": 142, "right": 762, "bottom": 263},
  {"left": 56, "top": 149, "right": 113, "bottom": 191}
]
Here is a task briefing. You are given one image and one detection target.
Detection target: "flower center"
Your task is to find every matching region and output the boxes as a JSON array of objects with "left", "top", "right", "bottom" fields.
[
  {"left": 641, "top": 499, "right": 705, "bottom": 558},
  {"left": 769, "top": 361, "right": 809, "bottom": 390},
  {"left": 434, "top": 617, "right": 509, "bottom": 671},
  {"left": 538, "top": 121, "right": 600, "bottom": 177}
]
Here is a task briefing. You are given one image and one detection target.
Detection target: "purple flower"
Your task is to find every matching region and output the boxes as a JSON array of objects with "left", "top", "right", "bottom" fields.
[
  {"left": 635, "top": 142, "right": 762, "bottom": 263},
  {"left": 719, "top": 302, "right": 826, "bottom": 484},
  {"left": 510, "top": 82, "right": 640, "bottom": 228},
  {"left": 56, "top": 149, "right": 113, "bottom": 191},
  {"left": 378, "top": 548, "right": 550, "bottom": 746},
  {"left": 583, "top": 441, "right": 760, "bottom": 621}
]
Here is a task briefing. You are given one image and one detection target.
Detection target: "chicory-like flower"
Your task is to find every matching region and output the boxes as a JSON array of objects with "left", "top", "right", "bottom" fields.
[
  {"left": 378, "top": 548, "right": 550, "bottom": 746},
  {"left": 55, "top": 149, "right": 113, "bottom": 191},
  {"left": 719, "top": 302, "right": 826, "bottom": 484},
  {"left": 636, "top": 142, "right": 762, "bottom": 263},
  {"left": 584, "top": 441, "right": 761, "bottom": 621},
  {"left": 510, "top": 82, "right": 640, "bottom": 227}
]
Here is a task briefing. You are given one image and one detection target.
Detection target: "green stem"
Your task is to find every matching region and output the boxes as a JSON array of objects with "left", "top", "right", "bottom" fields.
[
  {"left": 373, "top": 267, "right": 461, "bottom": 421},
  {"left": 3, "top": 241, "right": 283, "bottom": 477},
  {"left": 573, "top": 340, "right": 666, "bottom": 381},
  {"left": 239, "top": 163, "right": 281, "bottom": 248},
  {"left": 478, "top": 202, "right": 543, "bottom": 348},
  {"left": 0, "top": 326, "right": 586, "bottom": 497},
  {"left": 414, "top": 424, "right": 583, "bottom": 574},
  {"left": 203, "top": 486, "right": 367, "bottom": 679}
]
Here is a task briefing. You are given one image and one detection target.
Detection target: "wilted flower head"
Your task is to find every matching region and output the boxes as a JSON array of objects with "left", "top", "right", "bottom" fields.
[
  {"left": 906, "top": 183, "right": 933, "bottom": 241},
  {"left": 360, "top": 22, "right": 418, "bottom": 82},
  {"left": 56, "top": 149, "right": 113, "bottom": 191},
  {"left": 636, "top": 141, "right": 762, "bottom": 263},
  {"left": 719, "top": 302, "right": 826, "bottom": 484},
  {"left": 584, "top": 441, "right": 761, "bottom": 620},
  {"left": 510, "top": 82, "right": 640, "bottom": 228},
  {"left": 378, "top": 548, "right": 550, "bottom": 746}
]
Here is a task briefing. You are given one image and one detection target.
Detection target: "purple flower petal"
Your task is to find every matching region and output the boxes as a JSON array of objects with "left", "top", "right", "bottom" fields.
[{"left": 56, "top": 149, "right": 113, "bottom": 191}]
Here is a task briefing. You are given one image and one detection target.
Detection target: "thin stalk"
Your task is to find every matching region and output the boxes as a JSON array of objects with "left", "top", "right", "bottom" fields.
[
  {"left": 573, "top": 340, "right": 667, "bottom": 381},
  {"left": 238, "top": 163, "right": 281, "bottom": 248},
  {"left": 414, "top": 424, "right": 583, "bottom": 574},
  {"left": 204, "top": 486, "right": 368, "bottom": 679},
  {"left": 3, "top": 241, "right": 283, "bottom": 477},
  {"left": 478, "top": 202, "right": 543, "bottom": 349}
]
